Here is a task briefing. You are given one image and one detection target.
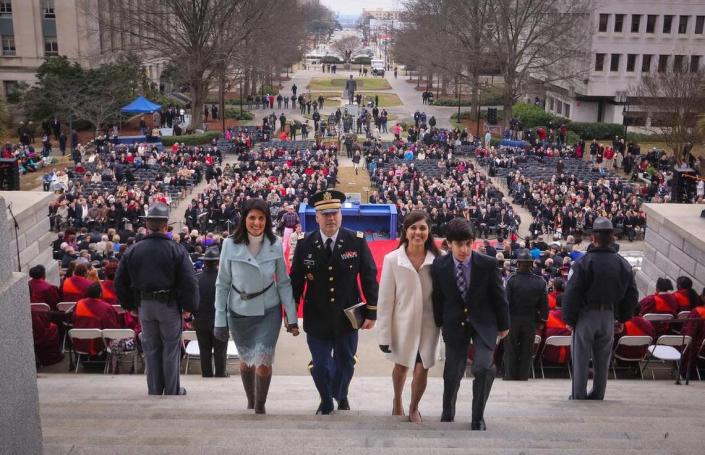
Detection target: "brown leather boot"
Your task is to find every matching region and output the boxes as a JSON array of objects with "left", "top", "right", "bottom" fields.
[
  {"left": 240, "top": 368, "right": 255, "bottom": 410},
  {"left": 254, "top": 374, "right": 272, "bottom": 415}
]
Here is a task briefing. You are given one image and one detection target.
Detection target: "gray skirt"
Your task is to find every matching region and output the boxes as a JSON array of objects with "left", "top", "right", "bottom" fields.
[{"left": 228, "top": 306, "right": 282, "bottom": 367}]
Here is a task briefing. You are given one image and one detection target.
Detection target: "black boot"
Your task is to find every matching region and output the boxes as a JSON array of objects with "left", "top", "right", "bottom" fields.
[
  {"left": 255, "top": 374, "right": 272, "bottom": 415},
  {"left": 241, "top": 369, "right": 255, "bottom": 410}
]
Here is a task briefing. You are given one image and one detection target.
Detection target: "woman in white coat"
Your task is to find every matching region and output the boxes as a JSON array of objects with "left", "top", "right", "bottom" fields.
[{"left": 377, "top": 211, "right": 441, "bottom": 423}]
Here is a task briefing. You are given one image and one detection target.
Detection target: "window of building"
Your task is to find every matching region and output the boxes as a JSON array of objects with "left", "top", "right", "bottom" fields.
[
  {"left": 674, "top": 55, "right": 685, "bottom": 72},
  {"left": 1, "top": 34, "right": 15, "bottom": 56},
  {"left": 626, "top": 54, "right": 637, "bottom": 72},
  {"left": 614, "top": 14, "right": 624, "bottom": 33},
  {"left": 642, "top": 54, "right": 652, "bottom": 72},
  {"left": 0, "top": 1, "right": 11, "bottom": 17},
  {"left": 3, "top": 80, "right": 18, "bottom": 100},
  {"left": 691, "top": 55, "right": 701, "bottom": 72},
  {"left": 564, "top": 104, "right": 571, "bottom": 118},
  {"left": 646, "top": 15, "right": 657, "bottom": 33},
  {"left": 595, "top": 53, "right": 605, "bottom": 71},
  {"left": 695, "top": 15, "right": 704, "bottom": 34},
  {"left": 556, "top": 102, "right": 563, "bottom": 115},
  {"left": 631, "top": 15, "right": 641, "bottom": 33},
  {"left": 610, "top": 54, "right": 620, "bottom": 72},
  {"left": 658, "top": 55, "right": 669, "bottom": 73},
  {"left": 44, "top": 36, "right": 58, "bottom": 56},
  {"left": 678, "top": 15, "right": 689, "bottom": 34},
  {"left": 549, "top": 97, "right": 554, "bottom": 111},
  {"left": 598, "top": 14, "right": 609, "bottom": 32},
  {"left": 663, "top": 15, "right": 674, "bottom": 33},
  {"left": 42, "top": 0, "right": 55, "bottom": 19}
]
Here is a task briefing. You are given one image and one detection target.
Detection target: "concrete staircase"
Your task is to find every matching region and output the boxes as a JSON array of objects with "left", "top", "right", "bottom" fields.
[{"left": 39, "top": 374, "right": 704, "bottom": 455}]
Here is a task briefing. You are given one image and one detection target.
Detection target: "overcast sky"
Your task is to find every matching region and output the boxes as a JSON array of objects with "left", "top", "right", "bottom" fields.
[{"left": 320, "top": 0, "right": 402, "bottom": 16}]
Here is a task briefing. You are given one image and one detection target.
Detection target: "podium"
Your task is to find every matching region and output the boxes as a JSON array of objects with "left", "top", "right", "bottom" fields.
[{"left": 299, "top": 203, "right": 398, "bottom": 239}]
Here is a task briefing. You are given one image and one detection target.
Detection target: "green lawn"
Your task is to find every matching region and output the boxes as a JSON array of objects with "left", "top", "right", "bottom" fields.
[
  {"left": 307, "top": 77, "right": 392, "bottom": 91},
  {"left": 356, "top": 92, "right": 403, "bottom": 107}
]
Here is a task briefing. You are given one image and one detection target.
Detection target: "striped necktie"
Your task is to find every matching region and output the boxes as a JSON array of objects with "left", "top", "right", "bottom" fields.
[{"left": 456, "top": 262, "right": 467, "bottom": 300}]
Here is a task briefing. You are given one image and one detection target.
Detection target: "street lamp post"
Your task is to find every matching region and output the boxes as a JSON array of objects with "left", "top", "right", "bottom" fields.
[{"left": 456, "top": 76, "right": 461, "bottom": 121}]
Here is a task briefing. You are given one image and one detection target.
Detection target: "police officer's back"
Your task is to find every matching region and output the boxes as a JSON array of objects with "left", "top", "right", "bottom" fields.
[
  {"left": 563, "top": 217, "right": 637, "bottom": 400},
  {"left": 503, "top": 249, "right": 548, "bottom": 380},
  {"left": 115, "top": 203, "right": 198, "bottom": 395}
]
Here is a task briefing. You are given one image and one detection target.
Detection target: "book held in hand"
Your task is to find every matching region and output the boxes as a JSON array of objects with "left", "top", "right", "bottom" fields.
[{"left": 344, "top": 301, "right": 366, "bottom": 329}]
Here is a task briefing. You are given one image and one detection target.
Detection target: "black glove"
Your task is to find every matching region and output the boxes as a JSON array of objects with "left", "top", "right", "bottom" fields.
[
  {"left": 214, "top": 326, "right": 229, "bottom": 342},
  {"left": 379, "top": 344, "right": 391, "bottom": 353}
]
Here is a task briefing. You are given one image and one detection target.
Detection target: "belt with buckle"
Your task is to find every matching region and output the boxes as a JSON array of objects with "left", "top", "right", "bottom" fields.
[
  {"left": 141, "top": 289, "right": 176, "bottom": 301},
  {"left": 232, "top": 282, "right": 274, "bottom": 300}
]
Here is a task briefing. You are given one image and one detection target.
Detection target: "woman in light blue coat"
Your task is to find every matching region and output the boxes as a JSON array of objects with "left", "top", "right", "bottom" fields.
[{"left": 214, "top": 198, "right": 299, "bottom": 414}]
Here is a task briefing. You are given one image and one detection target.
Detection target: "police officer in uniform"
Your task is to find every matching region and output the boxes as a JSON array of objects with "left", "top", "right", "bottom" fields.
[
  {"left": 563, "top": 217, "right": 637, "bottom": 400},
  {"left": 503, "top": 249, "right": 548, "bottom": 380},
  {"left": 115, "top": 203, "right": 199, "bottom": 395},
  {"left": 290, "top": 190, "right": 379, "bottom": 415}
]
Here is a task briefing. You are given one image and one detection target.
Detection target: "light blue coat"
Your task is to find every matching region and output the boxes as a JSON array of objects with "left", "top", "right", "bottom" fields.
[{"left": 214, "top": 236, "right": 297, "bottom": 328}]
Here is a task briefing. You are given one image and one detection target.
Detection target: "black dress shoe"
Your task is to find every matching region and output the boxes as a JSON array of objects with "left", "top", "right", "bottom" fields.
[
  {"left": 337, "top": 398, "right": 350, "bottom": 410},
  {"left": 471, "top": 419, "right": 486, "bottom": 431},
  {"left": 440, "top": 414, "right": 454, "bottom": 423},
  {"left": 177, "top": 387, "right": 187, "bottom": 396},
  {"left": 316, "top": 402, "right": 334, "bottom": 415},
  {"left": 214, "top": 373, "right": 230, "bottom": 378}
]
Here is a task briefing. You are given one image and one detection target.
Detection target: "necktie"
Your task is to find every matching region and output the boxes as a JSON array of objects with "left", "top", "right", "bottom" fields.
[
  {"left": 456, "top": 262, "right": 467, "bottom": 300},
  {"left": 325, "top": 238, "right": 333, "bottom": 259}
]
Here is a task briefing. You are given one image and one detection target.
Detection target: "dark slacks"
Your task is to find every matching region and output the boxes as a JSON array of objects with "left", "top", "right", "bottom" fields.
[
  {"left": 503, "top": 317, "right": 536, "bottom": 380},
  {"left": 571, "top": 309, "right": 614, "bottom": 400},
  {"left": 307, "top": 331, "right": 358, "bottom": 413},
  {"left": 139, "top": 300, "right": 182, "bottom": 395},
  {"left": 194, "top": 317, "right": 227, "bottom": 377},
  {"left": 443, "top": 328, "right": 496, "bottom": 422}
]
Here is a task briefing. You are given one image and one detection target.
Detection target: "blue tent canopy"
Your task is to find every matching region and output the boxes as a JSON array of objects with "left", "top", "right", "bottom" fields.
[{"left": 120, "top": 96, "right": 161, "bottom": 114}]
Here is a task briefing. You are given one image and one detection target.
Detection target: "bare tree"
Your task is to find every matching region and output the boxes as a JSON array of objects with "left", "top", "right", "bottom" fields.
[
  {"left": 330, "top": 36, "right": 363, "bottom": 62},
  {"left": 633, "top": 69, "right": 705, "bottom": 161},
  {"left": 486, "top": 0, "right": 593, "bottom": 125}
]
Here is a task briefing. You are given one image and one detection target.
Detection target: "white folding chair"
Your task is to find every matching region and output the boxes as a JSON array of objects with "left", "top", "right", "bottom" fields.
[
  {"left": 531, "top": 334, "right": 541, "bottom": 379},
  {"left": 182, "top": 331, "right": 200, "bottom": 374},
  {"left": 677, "top": 311, "right": 692, "bottom": 319},
  {"left": 102, "top": 328, "right": 136, "bottom": 374},
  {"left": 642, "top": 313, "right": 674, "bottom": 322},
  {"left": 57, "top": 302, "right": 76, "bottom": 312},
  {"left": 112, "top": 305, "right": 126, "bottom": 315},
  {"left": 30, "top": 303, "right": 51, "bottom": 312},
  {"left": 611, "top": 335, "right": 652, "bottom": 379},
  {"left": 642, "top": 335, "right": 692, "bottom": 381},
  {"left": 68, "top": 328, "right": 105, "bottom": 373},
  {"left": 57, "top": 302, "right": 76, "bottom": 353},
  {"left": 539, "top": 335, "right": 572, "bottom": 379},
  {"left": 697, "top": 338, "right": 705, "bottom": 381}
]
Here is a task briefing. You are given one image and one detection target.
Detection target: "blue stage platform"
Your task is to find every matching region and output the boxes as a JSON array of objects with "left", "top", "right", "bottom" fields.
[
  {"left": 299, "top": 203, "right": 398, "bottom": 239},
  {"left": 499, "top": 139, "right": 528, "bottom": 148}
]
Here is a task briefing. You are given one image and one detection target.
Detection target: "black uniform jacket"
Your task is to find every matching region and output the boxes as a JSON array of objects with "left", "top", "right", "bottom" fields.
[
  {"left": 115, "top": 233, "right": 199, "bottom": 312},
  {"left": 290, "top": 228, "right": 378, "bottom": 339},
  {"left": 431, "top": 251, "right": 509, "bottom": 349}
]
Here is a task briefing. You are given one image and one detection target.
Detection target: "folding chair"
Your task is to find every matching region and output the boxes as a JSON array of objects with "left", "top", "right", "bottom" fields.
[
  {"left": 30, "top": 303, "right": 51, "bottom": 312},
  {"left": 539, "top": 335, "right": 572, "bottom": 379},
  {"left": 57, "top": 302, "right": 76, "bottom": 312},
  {"left": 611, "top": 335, "right": 652, "bottom": 379},
  {"left": 68, "top": 328, "right": 105, "bottom": 373},
  {"left": 57, "top": 302, "right": 76, "bottom": 353},
  {"left": 182, "top": 330, "right": 200, "bottom": 374},
  {"left": 102, "top": 328, "right": 136, "bottom": 374},
  {"left": 697, "top": 338, "right": 705, "bottom": 381},
  {"left": 642, "top": 334, "right": 692, "bottom": 381},
  {"left": 112, "top": 305, "right": 126, "bottom": 315},
  {"left": 531, "top": 334, "right": 541, "bottom": 379},
  {"left": 642, "top": 313, "right": 674, "bottom": 322}
]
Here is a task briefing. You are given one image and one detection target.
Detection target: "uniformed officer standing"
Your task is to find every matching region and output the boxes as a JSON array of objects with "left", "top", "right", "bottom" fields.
[
  {"left": 290, "top": 190, "right": 379, "bottom": 415},
  {"left": 503, "top": 249, "right": 548, "bottom": 380},
  {"left": 115, "top": 203, "right": 199, "bottom": 395},
  {"left": 563, "top": 217, "right": 638, "bottom": 400}
]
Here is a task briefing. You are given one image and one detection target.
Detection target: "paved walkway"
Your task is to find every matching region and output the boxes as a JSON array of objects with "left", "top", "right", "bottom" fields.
[{"left": 40, "top": 374, "right": 704, "bottom": 454}]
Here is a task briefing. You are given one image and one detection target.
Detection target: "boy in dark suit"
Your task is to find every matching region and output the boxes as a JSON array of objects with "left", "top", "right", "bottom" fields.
[{"left": 431, "top": 218, "right": 509, "bottom": 430}]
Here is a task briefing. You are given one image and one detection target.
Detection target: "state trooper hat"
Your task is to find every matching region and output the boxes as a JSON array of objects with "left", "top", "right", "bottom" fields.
[
  {"left": 198, "top": 248, "right": 220, "bottom": 262},
  {"left": 516, "top": 248, "right": 534, "bottom": 262},
  {"left": 586, "top": 216, "right": 621, "bottom": 234},
  {"left": 141, "top": 202, "right": 170, "bottom": 220}
]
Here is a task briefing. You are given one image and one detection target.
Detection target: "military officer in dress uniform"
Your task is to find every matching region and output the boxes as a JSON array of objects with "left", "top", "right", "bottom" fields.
[
  {"left": 115, "top": 202, "right": 199, "bottom": 395},
  {"left": 290, "top": 190, "right": 379, "bottom": 415},
  {"left": 503, "top": 249, "right": 548, "bottom": 380}
]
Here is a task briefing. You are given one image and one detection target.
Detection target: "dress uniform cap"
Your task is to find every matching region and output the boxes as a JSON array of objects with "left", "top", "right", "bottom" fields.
[
  {"left": 516, "top": 248, "right": 533, "bottom": 262},
  {"left": 198, "top": 247, "right": 220, "bottom": 262},
  {"left": 141, "top": 202, "right": 170, "bottom": 220},
  {"left": 311, "top": 189, "right": 346, "bottom": 213}
]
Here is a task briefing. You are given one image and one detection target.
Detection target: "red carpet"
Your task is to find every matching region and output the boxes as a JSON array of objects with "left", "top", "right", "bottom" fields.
[{"left": 288, "top": 239, "right": 496, "bottom": 317}]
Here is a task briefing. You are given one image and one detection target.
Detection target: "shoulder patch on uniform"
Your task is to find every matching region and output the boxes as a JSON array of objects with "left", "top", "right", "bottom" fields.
[{"left": 356, "top": 231, "right": 364, "bottom": 238}]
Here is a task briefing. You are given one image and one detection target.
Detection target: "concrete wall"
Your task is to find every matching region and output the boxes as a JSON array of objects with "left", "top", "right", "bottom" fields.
[
  {"left": 1, "top": 191, "right": 58, "bottom": 285},
  {"left": 0, "top": 196, "right": 43, "bottom": 455},
  {"left": 636, "top": 203, "right": 705, "bottom": 297}
]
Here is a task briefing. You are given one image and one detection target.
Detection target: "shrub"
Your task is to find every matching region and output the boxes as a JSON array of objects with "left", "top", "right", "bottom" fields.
[
  {"left": 512, "top": 103, "right": 567, "bottom": 128},
  {"left": 224, "top": 108, "right": 254, "bottom": 121},
  {"left": 433, "top": 98, "right": 474, "bottom": 107},
  {"left": 569, "top": 122, "right": 624, "bottom": 140},
  {"left": 161, "top": 131, "right": 221, "bottom": 146}
]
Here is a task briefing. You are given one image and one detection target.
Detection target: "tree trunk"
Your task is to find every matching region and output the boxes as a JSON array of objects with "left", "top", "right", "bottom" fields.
[
  {"left": 190, "top": 78, "right": 207, "bottom": 131},
  {"left": 471, "top": 68, "right": 480, "bottom": 123}
]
